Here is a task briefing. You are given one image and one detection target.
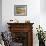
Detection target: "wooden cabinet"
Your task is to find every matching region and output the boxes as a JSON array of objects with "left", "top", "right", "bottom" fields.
[{"left": 7, "top": 23, "right": 34, "bottom": 46}]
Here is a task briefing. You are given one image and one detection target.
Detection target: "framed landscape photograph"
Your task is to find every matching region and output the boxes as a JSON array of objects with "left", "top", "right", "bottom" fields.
[{"left": 14, "top": 5, "right": 27, "bottom": 16}]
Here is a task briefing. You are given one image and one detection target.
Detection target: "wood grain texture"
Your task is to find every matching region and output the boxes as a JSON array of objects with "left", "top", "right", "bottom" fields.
[{"left": 7, "top": 23, "right": 34, "bottom": 46}]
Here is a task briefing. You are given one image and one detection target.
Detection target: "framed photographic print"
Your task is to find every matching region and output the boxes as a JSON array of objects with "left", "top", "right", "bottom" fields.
[{"left": 14, "top": 5, "right": 27, "bottom": 16}]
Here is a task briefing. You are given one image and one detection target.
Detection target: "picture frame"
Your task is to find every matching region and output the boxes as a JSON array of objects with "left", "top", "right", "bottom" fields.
[{"left": 14, "top": 5, "right": 27, "bottom": 16}]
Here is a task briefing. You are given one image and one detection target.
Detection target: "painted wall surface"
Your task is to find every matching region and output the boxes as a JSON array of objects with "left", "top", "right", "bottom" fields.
[
  {"left": 2, "top": 0, "right": 40, "bottom": 46},
  {"left": 2, "top": 0, "right": 40, "bottom": 30},
  {"left": 2, "top": 0, "right": 46, "bottom": 46},
  {"left": 0, "top": 0, "right": 2, "bottom": 32},
  {"left": 40, "top": 0, "right": 46, "bottom": 31}
]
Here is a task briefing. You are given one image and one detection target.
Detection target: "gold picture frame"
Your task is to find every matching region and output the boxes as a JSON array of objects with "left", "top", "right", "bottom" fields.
[{"left": 14, "top": 5, "right": 27, "bottom": 16}]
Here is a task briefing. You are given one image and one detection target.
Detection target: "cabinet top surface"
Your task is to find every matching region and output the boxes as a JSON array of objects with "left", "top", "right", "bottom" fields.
[{"left": 7, "top": 23, "right": 34, "bottom": 25}]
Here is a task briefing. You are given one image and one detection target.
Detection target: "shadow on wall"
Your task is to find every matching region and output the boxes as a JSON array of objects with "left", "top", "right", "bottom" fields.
[
  {"left": 40, "top": 0, "right": 46, "bottom": 13},
  {"left": 0, "top": 0, "right": 2, "bottom": 32},
  {"left": 0, "top": 15, "right": 2, "bottom": 32}
]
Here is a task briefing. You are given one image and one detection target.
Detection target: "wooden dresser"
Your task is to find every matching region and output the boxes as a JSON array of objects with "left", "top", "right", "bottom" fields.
[{"left": 7, "top": 23, "right": 34, "bottom": 46}]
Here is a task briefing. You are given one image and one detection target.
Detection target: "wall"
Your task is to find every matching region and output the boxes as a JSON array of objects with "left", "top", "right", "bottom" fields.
[
  {"left": 2, "top": 0, "right": 46, "bottom": 46},
  {"left": 2, "top": 0, "right": 40, "bottom": 30},
  {"left": 2, "top": 0, "right": 40, "bottom": 46},
  {"left": 0, "top": 0, "right": 2, "bottom": 32},
  {"left": 40, "top": 0, "right": 46, "bottom": 31}
]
